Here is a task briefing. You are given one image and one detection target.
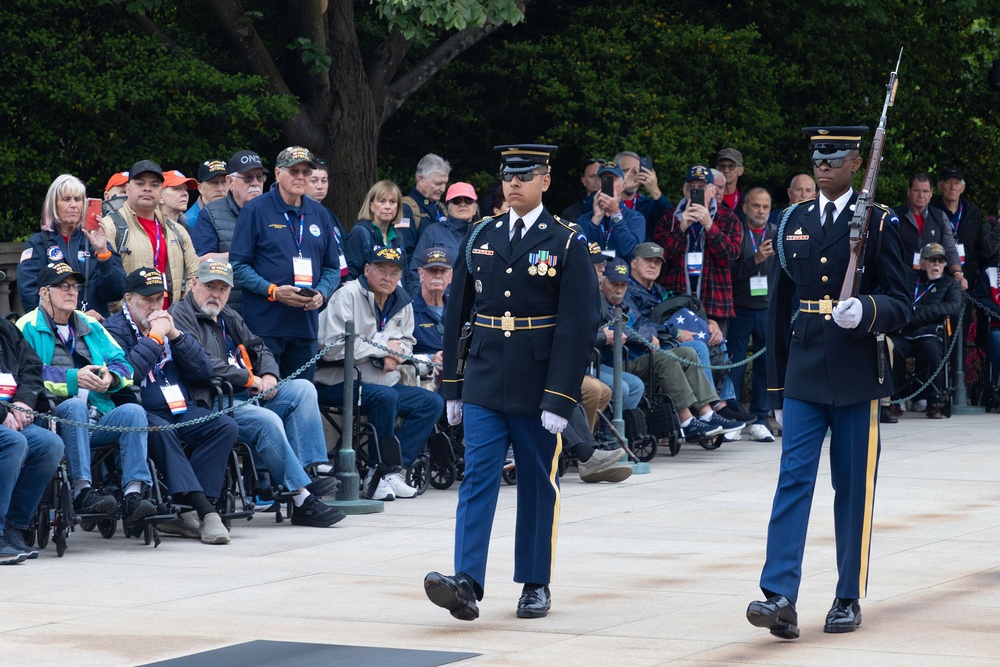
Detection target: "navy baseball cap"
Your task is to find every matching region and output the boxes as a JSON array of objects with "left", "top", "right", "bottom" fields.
[
  {"left": 597, "top": 162, "right": 625, "bottom": 180},
  {"left": 604, "top": 258, "right": 630, "bottom": 283}
]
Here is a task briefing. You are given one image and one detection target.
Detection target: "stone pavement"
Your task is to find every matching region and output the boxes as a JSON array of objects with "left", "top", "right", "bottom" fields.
[{"left": 3, "top": 411, "right": 1000, "bottom": 666}]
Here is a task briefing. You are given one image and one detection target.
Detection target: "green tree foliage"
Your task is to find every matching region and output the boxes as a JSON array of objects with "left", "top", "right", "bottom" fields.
[
  {"left": 0, "top": 0, "right": 296, "bottom": 240},
  {"left": 382, "top": 0, "right": 1000, "bottom": 213}
]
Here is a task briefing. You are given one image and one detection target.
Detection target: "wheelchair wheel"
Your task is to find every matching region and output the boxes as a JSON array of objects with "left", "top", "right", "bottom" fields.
[
  {"left": 24, "top": 520, "right": 37, "bottom": 547},
  {"left": 700, "top": 435, "right": 724, "bottom": 451},
  {"left": 668, "top": 433, "right": 681, "bottom": 457},
  {"left": 429, "top": 458, "right": 457, "bottom": 490},
  {"left": 501, "top": 463, "right": 516, "bottom": 486},
  {"left": 98, "top": 517, "right": 117, "bottom": 539},
  {"left": 143, "top": 523, "right": 154, "bottom": 546},
  {"left": 36, "top": 504, "right": 51, "bottom": 549},
  {"left": 80, "top": 518, "right": 96, "bottom": 532},
  {"left": 406, "top": 457, "right": 430, "bottom": 495},
  {"left": 633, "top": 434, "right": 658, "bottom": 462}
]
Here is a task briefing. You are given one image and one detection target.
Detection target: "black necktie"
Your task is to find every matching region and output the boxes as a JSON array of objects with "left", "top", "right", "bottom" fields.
[
  {"left": 511, "top": 217, "right": 525, "bottom": 253},
  {"left": 824, "top": 202, "right": 837, "bottom": 229}
]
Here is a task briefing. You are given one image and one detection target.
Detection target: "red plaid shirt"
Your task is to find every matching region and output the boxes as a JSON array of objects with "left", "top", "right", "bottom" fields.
[{"left": 653, "top": 204, "right": 741, "bottom": 319}]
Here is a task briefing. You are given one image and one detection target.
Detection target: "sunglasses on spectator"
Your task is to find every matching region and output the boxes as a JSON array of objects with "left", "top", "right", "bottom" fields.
[
  {"left": 811, "top": 158, "right": 850, "bottom": 169},
  {"left": 926, "top": 257, "right": 947, "bottom": 264},
  {"left": 501, "top": 170, "right": 546, "bottom": 183},
  {"left": 234, "top": 173, "right": 266, "bottom": 183},
  {"left": 449, "top": 197, "right": 476, "bottom": 206},
  {"left": 585, "top": 158, "right": 607, "bottom": 166}
]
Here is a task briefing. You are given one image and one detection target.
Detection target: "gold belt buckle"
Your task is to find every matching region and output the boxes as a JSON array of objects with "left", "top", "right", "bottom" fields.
[
  {"left": 501, "top": 315, "right": 515, "bottom": 331},
  {"left": 818, "top": 298, "right": 833, "bottom": 315}
]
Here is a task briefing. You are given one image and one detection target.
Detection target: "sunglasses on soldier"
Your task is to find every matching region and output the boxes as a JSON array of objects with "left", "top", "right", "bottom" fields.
[
  {"left": 811, "top": 157, "right": 849, "bottom": 169},
  {"left": 501, "top": 170, "right": 546, "bottom": 183}
]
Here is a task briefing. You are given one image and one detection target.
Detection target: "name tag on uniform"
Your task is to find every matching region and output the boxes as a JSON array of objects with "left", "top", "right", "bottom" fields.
[
  {"left": 750, "top": 275, "right": 768, "bottom": 296},
  {"left": 912, "top": 252, "right": 921, "bottom": 270},
  {"left": 686, "top": 251, "right": 703, "bottom": 275},
  {"left": 292, "top": 256, "right": 313, "bottom": 288},
  {"left": 161, "top": 384, "right": 187, "bottom": 415},
  {"left": 0, "top": 372, "right": 18, "bottom": 401},
  {"left": 956, "top": 243, "right": 966, "bottom": 263}
]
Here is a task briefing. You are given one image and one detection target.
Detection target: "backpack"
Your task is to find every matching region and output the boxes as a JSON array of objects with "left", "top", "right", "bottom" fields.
[
  {"left": 107, "top": 208, "right": 191, "bottom": 286},
  {"left": 400, "top": 195, "right": 431, "bottom": 233}
]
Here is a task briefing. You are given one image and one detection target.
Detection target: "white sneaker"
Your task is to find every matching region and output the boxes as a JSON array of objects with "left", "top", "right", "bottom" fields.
[
  {"left": 749, "top": 423, "right": 775, "bottom": 442},
  {"left": 724, "top": 430, "right": 743, "bottom": 441},
  {"left": 385, "top": 470, "right": 419, "bottom": 498},
  {"left": 364, "top": 470, "right": 395, "bottom": 501},
  {"left": 913, "top": 399, "right": 927, "bottom": 413}
]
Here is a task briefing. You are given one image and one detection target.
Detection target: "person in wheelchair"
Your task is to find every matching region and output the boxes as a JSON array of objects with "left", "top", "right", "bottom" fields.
[
  {"left": 410, "top": 247, "right": 452, "bottom": 390},
  {"left": 600, "top": 258, "right": 744, "bottom": 440},
  {"left": 17, "top": 262, "right": 157, "bottom": 536},
  {"left": 104, "top": 268, "right": 235, "bottom": 544},
  {"left": 888, "top": 243, "right": 962, "bottom": 420},
  {"left": 316, "top": 247, "right": 443, "bottom": 501},
  {"left": 170, "top": 260, "right": 345, "bottom": 528},
  {"left": 1, "top": 293, "right": 64, "bottom": 563}
]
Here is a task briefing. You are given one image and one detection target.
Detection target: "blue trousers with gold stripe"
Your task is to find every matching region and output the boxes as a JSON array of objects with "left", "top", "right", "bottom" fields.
[
  {"left": 760, "top": 397, "right": 880, "bottom": 604},
  {"left": 455, "top": 404, "right": 562, "bottom": 598}
]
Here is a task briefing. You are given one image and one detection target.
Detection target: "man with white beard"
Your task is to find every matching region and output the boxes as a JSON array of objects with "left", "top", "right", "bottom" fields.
[{"left": 170, "top": 260, "right": 345, "bottom": 528}]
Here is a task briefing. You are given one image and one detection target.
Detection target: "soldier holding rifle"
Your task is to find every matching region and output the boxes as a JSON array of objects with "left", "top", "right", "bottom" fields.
[{"left": 747, "top": 114, "right": 911, "bottom": 636}]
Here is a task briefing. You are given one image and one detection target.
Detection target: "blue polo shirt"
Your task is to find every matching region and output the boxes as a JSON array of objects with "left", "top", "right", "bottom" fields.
[{"left": 229, "top": 188, "right": 341, "bottom": 339}]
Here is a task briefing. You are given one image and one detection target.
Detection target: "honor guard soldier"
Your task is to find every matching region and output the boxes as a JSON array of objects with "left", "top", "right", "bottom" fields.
[
  {"left": 425, "top": 144, "right": 599, "bottom": 620},
  {"left": 747, "top": 127, "right": 910, "bottom": 639}
]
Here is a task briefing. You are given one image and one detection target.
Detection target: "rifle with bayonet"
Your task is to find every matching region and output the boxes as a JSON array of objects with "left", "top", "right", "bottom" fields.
[{"left": 839, "top": 48, "right": 903, "bottom": 301}]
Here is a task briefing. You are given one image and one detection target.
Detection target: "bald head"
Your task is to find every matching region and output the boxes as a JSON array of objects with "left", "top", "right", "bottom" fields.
[{"left": 787, "top": 174, "right": 816, "bottom": 205}]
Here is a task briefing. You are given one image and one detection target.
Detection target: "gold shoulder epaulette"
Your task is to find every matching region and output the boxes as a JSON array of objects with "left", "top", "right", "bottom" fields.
[{"left": 553, "top": 215, "right": 575, "bottom": 231}]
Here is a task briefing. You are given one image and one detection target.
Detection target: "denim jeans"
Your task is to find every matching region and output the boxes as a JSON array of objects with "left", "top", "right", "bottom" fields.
[
  {"left": 56, "top": 399, "right": 152, "bottom": 489},
  {"left": 728, "top": 306, "right": 769, "bottom": 421},
  {"left": 261, "top": 336, "right": 318, "bottom": 382},
  {"left": 0, "top": 423, "right": 64, "bottom": 529},
  {"left": 599, "top": 365, "right": 644, "bottom": 410},
  {"left": 316, "top": 381, "right": 444, "bottom": 467},
  {"left": 233, "top": 379, "right": 325, "bottom": 491}
]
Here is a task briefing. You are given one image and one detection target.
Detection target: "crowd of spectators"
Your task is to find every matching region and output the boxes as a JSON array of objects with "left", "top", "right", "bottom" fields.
[{"left": 3, "top": 142, "right": 999, "bottom": 563}]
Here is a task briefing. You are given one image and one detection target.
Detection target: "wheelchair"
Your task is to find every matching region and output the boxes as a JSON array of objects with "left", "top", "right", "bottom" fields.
[
  {"left": 25, "top": 462, "right": 74, "bottom": 557},
  {"left": 317, "top": 362, "right": 431, "bottom": 496},
  {"left": 892, "top": 316, "right": 956, "bottom": 418}
]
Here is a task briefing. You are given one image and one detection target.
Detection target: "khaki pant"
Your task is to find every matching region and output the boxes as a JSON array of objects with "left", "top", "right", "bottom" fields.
[
  {"left": 580, "top": 376, "right": 612, "bottom": 432},
  {"left": 629, "top": 346, "right": 718, "bottom": 411}
]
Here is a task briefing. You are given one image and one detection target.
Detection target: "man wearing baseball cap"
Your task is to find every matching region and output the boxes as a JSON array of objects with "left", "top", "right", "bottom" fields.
[
  {"left": 716, "top": 147, "right": 746, "bottom": 221},
  {"left": 229, "top": 147, "right": 342, "bottom": 381},
  {"left": 411, "top": 247, "right": 453, "bottom": 362},
  {"left": 184, "top": 159, "right": 229, "bottom": 228},
  {"left": 577, "top": 161, "right": 645, "bottom": 261}
]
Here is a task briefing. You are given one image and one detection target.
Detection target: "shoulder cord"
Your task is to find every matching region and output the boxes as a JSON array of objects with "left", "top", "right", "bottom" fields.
[
  {"left": 463, "top": 217, "right": 494, "bottom": 268},
  {"left": 776, "top": 202, "right": 801, "bottom": 279}
]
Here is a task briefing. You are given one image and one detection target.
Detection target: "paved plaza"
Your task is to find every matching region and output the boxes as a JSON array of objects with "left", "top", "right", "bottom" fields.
[{"left": 3, "top": 411, "right": 1000, "bottom": 666}]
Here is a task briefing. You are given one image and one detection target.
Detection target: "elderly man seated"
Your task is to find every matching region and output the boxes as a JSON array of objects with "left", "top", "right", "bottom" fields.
[
  {"left": 17, "top": 262, "right": 156, "bottom": 536},
  {"left": 104, "top": 268, "right": 236, "bottom": 544},
  {"left": 1, "top": 287, "right": 64, "bottom": 563},
  {"left": 887, "top": 243, "right": 962, "bottom": 421},
  {"left": 170, "top": 259, "right": 345, "bottom": 528},
  {"left": 317, "top": 247, "right": 444, "bottom": 501}
]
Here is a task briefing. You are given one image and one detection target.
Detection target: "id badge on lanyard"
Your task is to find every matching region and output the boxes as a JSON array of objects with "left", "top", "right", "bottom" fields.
[
  {"left": 160, "top": 383, "right": 187, "bottom": 415},
  {"left": 750, "top": 275, "right": 768, "bottom": 296},
  {"left": 286, "top": 212, "right": 314, "bottom": 287},
  {"left": 686, "top": 252, "right": 703, "bottom": 275},
  {"left": 0, "top": 372, "right": 17, "bottom": 401}
]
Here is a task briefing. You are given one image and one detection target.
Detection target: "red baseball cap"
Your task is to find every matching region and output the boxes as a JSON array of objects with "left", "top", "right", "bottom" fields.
[
  {"left": 162, "top": 170, "right": 199, "bottom": 189},
  {"left": 105, "top": 171, "right": 129, "bottom": 192}
]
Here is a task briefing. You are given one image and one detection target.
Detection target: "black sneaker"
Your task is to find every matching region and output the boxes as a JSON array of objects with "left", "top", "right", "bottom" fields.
[
  {"left": 122, "top": 493, "right": 156, "bottom": 534},
  {"left": 718, "top": 404, "right": 756, "bottom": 423},
  {"left": 73, "top": 487, "right": 117, "bottom": 516},
  {"left": 3, "top": 527, "right": 38, "bottom": 560},
  {"left": 683, "top": 418, "right": 723, "bottom": 440},
  {"left": 305, "top": 475, "right": 340, "bottom": 498},
  {"left": 290, "top": 494, "right": 346, "bottom": 528}
]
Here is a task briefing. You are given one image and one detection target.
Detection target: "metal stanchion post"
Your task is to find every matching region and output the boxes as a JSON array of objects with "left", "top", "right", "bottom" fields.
[
  {"left": 951, "top": 307, "right": 983, "bottom": 414},
  {"left": 328, "top": 320, "right": 384, "bottom": 514},
  {"left": 614, "top": 305, "right": 649, "bottom": 474}
]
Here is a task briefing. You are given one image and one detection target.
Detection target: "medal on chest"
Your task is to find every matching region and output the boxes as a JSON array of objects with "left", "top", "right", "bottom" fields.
[{"left": 528, "top": 250, "right": 557, "bottom": 277}]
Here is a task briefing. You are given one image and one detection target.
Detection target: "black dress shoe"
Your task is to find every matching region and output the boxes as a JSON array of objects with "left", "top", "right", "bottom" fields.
[
  {"left": 824, "top": 598, "right": 862, "bottom": 633},
  {"left": 424, "top": 571, "right": 479, "bottom": 621},
  {"left": 516, "top": 584, "right": 551, "bottom": 618},
  {"left": 746, "top": 594, "right": 799, "bottom": 639},
  {"left": 879, "top": 407, "right": 898, "bottom": 424}
]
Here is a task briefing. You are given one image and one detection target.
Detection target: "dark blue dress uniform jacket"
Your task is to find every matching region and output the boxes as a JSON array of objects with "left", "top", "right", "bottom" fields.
[
  {"left": 441, "top": 208, "right": 599, "bottom": 419},
  {"left": 767, "top": 194, "right": 911, "bottom": 408}
]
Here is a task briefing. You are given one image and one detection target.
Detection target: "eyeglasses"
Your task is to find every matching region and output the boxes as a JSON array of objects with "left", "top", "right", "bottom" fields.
[
  {"left": 501, "top": 170, "right": 547, "bottom": 183},
  {"left": 717, "top": 162, "right": 742, "bottom": 171},
  {"left": 234, "top": 173, "right": 266, "bottom": 183},
  {"left": 926, "top": 257, "right": 947, "bottom": 264},
  {"left": 812, "top": 158, "right": 848, "bottom": 169},
  {"left": 372, "top": 266, "right": 402, "bottom": 280},
  {"left": 50, "top": 283, "right": 82, "bottom": 293},
  {"left": 449, "top": 197, "right": 476, "bottom": 206},
  {"left": 584, "top": 158, "right": 607, "bottom": 166}
]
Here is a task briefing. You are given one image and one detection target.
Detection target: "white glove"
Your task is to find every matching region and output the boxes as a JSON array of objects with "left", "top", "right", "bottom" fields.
[
  {"left": 447, "top": 400, "right": 463, "bottom": 426},
  {"left": 540, "top": 410, "right": 568, "bottom": 434},
  {"left": 774, "top": 409, "right": 783, "bottom": 427},
  {"left": 832, "top": 297, "right": 863, "bottom": 330}
]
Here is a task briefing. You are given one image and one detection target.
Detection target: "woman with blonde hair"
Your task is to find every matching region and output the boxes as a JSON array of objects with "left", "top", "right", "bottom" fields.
[
  {"left": 17, "top": 174, "right": 125, "bottom": 319},
  {"left": 343, "top": 180, "right": 405, "bottom": 282}
]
